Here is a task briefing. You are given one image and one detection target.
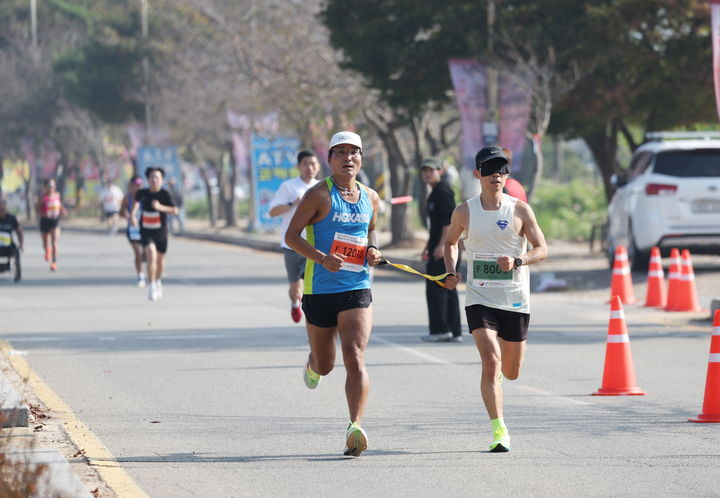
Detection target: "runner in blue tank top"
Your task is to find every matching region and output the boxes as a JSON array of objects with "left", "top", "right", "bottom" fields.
[{"left": 285, "top": 131, "right": 383, "bottom": 457}]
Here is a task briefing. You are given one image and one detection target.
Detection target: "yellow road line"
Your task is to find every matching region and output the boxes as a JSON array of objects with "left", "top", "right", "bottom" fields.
[{"left": 0, "top": 340, "right": 148, "bottom": 498}]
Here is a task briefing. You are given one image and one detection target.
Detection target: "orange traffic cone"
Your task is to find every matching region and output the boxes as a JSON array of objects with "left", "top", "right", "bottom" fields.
[
  {"left": 643, "top": 246, "right": 666, "bottom": 308},
  {"left": 664, "top": 248, "right": 682, "bottom": 311},
  {"left": 593, "top": 296, "right": 646, "bottom": 396},
  {"left": 609, "top": 245, "right": 636, "bottom": 304},
  {"left": 689, "top": 310, "right": 720, "bottom": 422},
  {"left": 665, "top": 249, "right": 702, "bottom": 312}
]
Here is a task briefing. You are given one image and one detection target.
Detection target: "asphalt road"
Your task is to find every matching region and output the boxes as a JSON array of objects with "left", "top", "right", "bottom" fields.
[{"left": 2, "top": 231, "right": 719, "bottom": 497}]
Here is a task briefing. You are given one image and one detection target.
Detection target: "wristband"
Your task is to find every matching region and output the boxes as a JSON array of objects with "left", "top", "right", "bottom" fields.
[
  {"left": 319, "top": 254, "right": 327, "bottom": 266},
  {"left": 287, "top": 201, "right": 294, "bottom": 207},
  {"left": 367, "top": 245, "right": 379, "bottom": 252}
]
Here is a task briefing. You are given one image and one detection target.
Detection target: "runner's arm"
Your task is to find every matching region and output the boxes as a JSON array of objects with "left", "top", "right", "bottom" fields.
[
  {"left": 443, "top": 202, "right": 469, "bottom": 291},
  {"left": 129, "top": 197, "right": 140, "bottom": 226},
  {"left": 365, "top": 187, "right": 383, "bottom": 267},
  {"left": 517, "top": 201, "right": 548, "bottom": 266},
  {"left": 120, "top": 196, "right": 129, "bottom": 218},
  {"left": 268, "top": 183, "right": 297, "bottom": 217},
  {"left": 285, "top": 185, "right": 345, "bottom": 271}
]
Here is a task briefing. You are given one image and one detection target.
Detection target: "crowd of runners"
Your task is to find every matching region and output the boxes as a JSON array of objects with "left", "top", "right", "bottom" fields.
[{"left": 0, "top": 130, "right": 547, "bottom": 458}]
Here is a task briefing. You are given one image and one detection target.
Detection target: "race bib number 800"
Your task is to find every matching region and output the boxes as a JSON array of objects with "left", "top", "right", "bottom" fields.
[
  {"left": 471, "top": 253, "right": 513, "bottom": 287},
  {"left": 332, "top": 232, "right": 368, "bottom": 272}
]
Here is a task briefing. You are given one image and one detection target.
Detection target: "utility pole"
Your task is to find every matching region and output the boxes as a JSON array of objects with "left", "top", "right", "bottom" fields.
[
  {"left": 483, "top": 0, "right": 499, "bottom": 145},
  {"left": 141, "top": 0, "right": 152, "bottom": 145},
  {"left": 29, "top": 0, "right": 39, "bottom": 62}
]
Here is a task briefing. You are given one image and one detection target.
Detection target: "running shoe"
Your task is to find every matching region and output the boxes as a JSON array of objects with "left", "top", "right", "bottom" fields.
[
  {"left": 156, "top": 281, "right": 163, "bottom": 299},
  {"left": 343, "top": 422, "right": 368, "bottom": 457},
  {"left": 137, "top": 275, "right": 146, "bottom": 288},
  {"left": 421, "top": 332, "right": 453, "bottom": 342},
  {"left": 49, "top": 262, "right": 57, "bottom": 272},
  {"left": 303, "top": 362, "right": 322, "bottom": 389},
  {"left": 489, "top": 426, "right": 510, "bottom": 453},
  {"left": 291, "top": 305, "right": 302, "bottom": 323},
  {"left": 148, "top": 284, "right": 159, "bottom": 301},
  {"left": 449, "top": 335, "right": 463, "bottom": 343}
]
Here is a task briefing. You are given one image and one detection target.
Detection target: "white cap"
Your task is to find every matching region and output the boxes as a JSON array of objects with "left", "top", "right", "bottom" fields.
[{"left": 328, "top": 131, "right": 362, "bottom": 151}]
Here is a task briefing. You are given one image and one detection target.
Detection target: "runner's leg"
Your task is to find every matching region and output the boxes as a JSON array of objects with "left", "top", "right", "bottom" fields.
[
  {"left": 131, "top": 242, "right": 143, "bottom": 274},
  {"left": 471, "top": 328, "right": 503, "bottom": 420},
  {"left": 145, "top": 242, "right": 157, "bottom": 282},
  {"left": 498, "top": 338, "right": 526, "bottom": 380},
  {"left": 289, "top": 280, "right": 303, "bottom": 303},
  {"left": 337, "top": 306, "right": 372, "bottom": 424},
  {"left": 306, "top": 323, "right": 337, "bottom": 375},
  {"left": 156, "top": 252, "right": 165, "bottom": 281}
]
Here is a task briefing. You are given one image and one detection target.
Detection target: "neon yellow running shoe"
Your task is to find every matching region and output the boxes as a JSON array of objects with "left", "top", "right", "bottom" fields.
[
  {"left": 490, "top": 426, "right": 510, "bottom": 453},
  {"left": 343, "top": 422, "right": 368, "bottom": 457},
  {"left": 303, "top": 362, "right": 322, "bottom": 389}
]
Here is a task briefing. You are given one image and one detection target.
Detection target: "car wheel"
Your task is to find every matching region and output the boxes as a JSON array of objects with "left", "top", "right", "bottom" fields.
[{"left": 628, "top": 225, "right": 650, "bottom": 272}]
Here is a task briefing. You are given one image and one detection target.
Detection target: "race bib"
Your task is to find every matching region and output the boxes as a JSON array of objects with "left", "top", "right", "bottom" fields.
[
  {"left": 0, "top": 233, "right": 11, "bottom": 247},
  {"left": 471, "top": 252, "right": 513, "bottom": 288},
  {"left": 142, "top": 211, "right": 161, "bottom": 230},
  {"left": 331, "top": 232, "right": 368, "bottom": 272}
]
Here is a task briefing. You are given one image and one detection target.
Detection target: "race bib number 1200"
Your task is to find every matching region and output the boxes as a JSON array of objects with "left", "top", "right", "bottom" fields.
[
  {"left": 331, "top": 232, "right": 368, "bottom": 272},
  {"left": 471, "top": 252, "right": 513, "bottom": 288}
]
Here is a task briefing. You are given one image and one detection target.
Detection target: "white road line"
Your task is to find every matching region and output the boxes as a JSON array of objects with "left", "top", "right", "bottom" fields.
[
  {"left": 372, "top": 334, "right": 589, "bottom": 405},
  {"left": 371, "top": 335, "right": 452, "bottom": 364}
]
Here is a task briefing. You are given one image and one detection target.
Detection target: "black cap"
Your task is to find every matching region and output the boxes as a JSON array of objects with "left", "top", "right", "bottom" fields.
[
  {"left": 419, "top": 157, "right": 443, "bottom": 170},
  {"left": 475, "top": 146, "right": 509, "bottom": 167}
]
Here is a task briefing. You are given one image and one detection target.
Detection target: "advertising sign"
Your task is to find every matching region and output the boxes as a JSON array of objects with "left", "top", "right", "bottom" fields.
[
  {"left": 136, "top": 146, "right": 182, "bottom": 187},
  {"left": 250, "top": 135, "right": 300, "bottom": 231}
]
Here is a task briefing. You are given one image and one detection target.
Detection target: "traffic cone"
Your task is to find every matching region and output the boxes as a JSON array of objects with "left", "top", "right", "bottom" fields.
[
  {"left": 665, "top": 249, "right": 702, "bottom": 312},
  {"left": 643, "top": 246, "right": 666, "bottom": 308},
  {"left": 689, "top": 310, "right": 720, "bottom": 422},
  {"left": 609, "top": 245, "right": 636, "bottom": 304},
  {"left": 593, "top": 296, "right": 646, "bottom": 396},
  {"left": 664, "top": 248, "right": 682, "bottom": 311}
]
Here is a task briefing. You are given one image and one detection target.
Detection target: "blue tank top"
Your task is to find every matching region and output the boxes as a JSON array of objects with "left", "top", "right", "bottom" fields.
[{"left": 304, "top": 177, "right": 373, "bottom": 294}]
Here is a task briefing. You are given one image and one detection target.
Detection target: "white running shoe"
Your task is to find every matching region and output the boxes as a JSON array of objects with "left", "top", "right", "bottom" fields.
[
  {"left": 137, "top": 275, "right": 146, "bottom": 288},
  {"left": 156, "top": 281, "right": 163, "bottom": 299},
  {"left": 148, "top": 283, "right": 159, "bottom": 301},
  {"left": 343, "top": 422, "right": 368, "bottom": 457}
]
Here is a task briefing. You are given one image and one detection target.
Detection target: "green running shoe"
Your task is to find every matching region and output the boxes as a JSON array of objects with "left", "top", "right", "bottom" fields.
[
  {"left": 303, "top": 362, "right": 322, "bottom": 389},
  {"left": 490, "top": 426, "right": 510, "bottom": 453},
  {"left": 343, "top": 422, "right": 368, "bottom": 457}
]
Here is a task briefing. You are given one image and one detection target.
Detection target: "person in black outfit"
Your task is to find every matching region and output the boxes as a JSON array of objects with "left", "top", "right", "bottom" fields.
[
  {"left": 0, "top": 197, "right": 23, "bottom": 281},
  {"left": 130, "top": 167, "right": 178, "bottom": 301},
  {"left": 419, "top": 158, "right": 462, "bottom": 342}
]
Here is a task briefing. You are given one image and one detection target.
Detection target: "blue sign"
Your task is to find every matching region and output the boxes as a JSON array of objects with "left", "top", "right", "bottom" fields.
[
  {"left": 137, "top": 146, "right": 181, "bottom": 188},
  {"left": 250, "top": 135, "right": 300, "bottom": 231}
]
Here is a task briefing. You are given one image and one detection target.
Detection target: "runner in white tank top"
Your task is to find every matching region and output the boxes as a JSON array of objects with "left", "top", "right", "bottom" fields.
[{"left": 443, "top": 146, "right": 548, "bottom": 453}]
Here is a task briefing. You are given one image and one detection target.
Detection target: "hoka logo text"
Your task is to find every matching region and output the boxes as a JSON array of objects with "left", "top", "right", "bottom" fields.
[{"left": 332, "top": 212, "right": 370, "bottom": 224}]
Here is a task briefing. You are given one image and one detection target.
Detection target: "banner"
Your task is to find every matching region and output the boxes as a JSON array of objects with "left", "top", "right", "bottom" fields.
[
  {"left": 136, "top": 146, "right": 182, "bottom": 187},
  {"left": 250, "top": 135, "right": 300, "bottom": 231},
  {"left": 449, "top": 59, "right": 487, "bottom": 173},
  {"left": 448, "top": 59, "right": 531, "bottom": 173},
  {"left": 712, "top": 1, "right": 720, "bottom": 121}
]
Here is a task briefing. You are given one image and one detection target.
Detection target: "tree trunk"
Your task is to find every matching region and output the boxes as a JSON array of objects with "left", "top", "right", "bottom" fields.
[
  {"left": 526, "top": 134, "right": 543, "bottom": 202},
  {"left": 224, "top": 143, "right": 238, "bottom": 228},
  {"left": 583, "top": 119, "right": 621, "bottom": 202},
  {"left": 198, "top": 163, "right": 217, "bottom": 227}
]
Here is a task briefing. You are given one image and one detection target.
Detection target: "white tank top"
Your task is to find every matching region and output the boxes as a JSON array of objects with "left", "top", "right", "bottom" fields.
[{"left": 463, "top": 193, "right": 530, "bottom": 313}]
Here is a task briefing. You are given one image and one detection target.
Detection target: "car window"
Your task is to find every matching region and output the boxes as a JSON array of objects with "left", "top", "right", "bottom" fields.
[
  {"left": 653, "top": 149, "right": 720, "bottom": 177},
  {"left": 627, "top": 152, "right": 653, "bottom": 180}
]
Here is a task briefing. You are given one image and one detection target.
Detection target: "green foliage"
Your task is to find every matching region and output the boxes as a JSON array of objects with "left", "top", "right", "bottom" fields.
[
  {"left": 52, "top": 1, "right": 146, "bottom": 123},
  {"left": 533, "top": 180, "right": 607, "bottom": 241}
]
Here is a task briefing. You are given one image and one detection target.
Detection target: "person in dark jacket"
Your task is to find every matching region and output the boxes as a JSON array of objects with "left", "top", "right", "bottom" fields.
[{"left": 419, "top": 157, "right": 462, "bottom": 342}]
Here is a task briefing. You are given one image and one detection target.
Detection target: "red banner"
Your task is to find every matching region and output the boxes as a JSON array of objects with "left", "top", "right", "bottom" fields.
[{"left": 712, "top": 1, "right": 720, "bottom": 121}]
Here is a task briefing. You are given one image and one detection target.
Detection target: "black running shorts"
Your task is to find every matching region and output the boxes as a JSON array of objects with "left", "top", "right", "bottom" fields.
[
  {"left": 302, "top": 289, "right": 372, "bottom": 328},
  {"left": 39, "top": 217, "right": 59, "bottom": 233},
  {"left": 140, "top": 229, "right": 168, "bottom": 253},
  {"left": 466, "top": 303, "right": 529, "bottom": 342}
]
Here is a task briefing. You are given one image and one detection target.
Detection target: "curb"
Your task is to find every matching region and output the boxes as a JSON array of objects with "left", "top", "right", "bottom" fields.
[{"left": 1, "top": 370, "right": 29, "bottom": 427}]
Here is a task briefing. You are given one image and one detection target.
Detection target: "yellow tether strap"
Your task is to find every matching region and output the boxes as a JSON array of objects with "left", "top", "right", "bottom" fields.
[{"left": 377, "top": 257, "right": 452, "bottom": 288}]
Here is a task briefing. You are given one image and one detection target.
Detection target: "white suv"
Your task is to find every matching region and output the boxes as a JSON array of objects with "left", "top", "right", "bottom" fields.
[{"left": 607, "top": 131, "right": 720, "bottom": 271}]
